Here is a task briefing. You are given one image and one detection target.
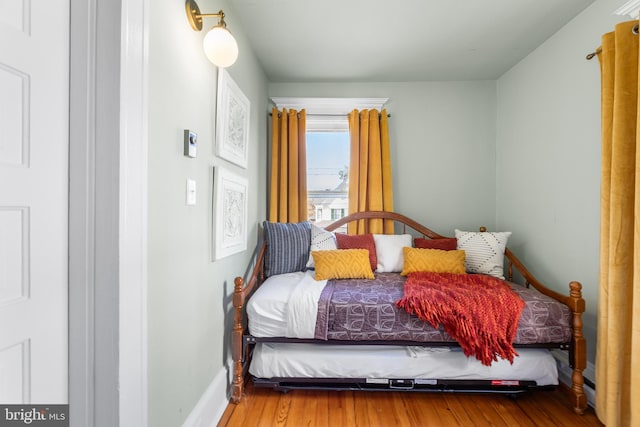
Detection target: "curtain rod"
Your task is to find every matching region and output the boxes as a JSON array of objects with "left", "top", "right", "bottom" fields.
[
  {"left": 585, "top": 47, "right": 602, "bottom": 60},
  {"left": 586, "top": 23, "right": 638, "bottom": 60},
  {"left": 269, "top": 112, "right": 391, "bottom": 118}
]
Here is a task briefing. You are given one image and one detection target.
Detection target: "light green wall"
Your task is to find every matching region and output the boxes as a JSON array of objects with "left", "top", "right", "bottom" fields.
[
  {"left": 272, "top": 0, "right": 627, "bottom": 369},
  {"left": 496, "top": 0, "right": 626, "bottom": 364},
  {"left": 145, "top": 1, "right": 627, "bottom": 421},
  {"left": 147, "top": 1, "right": 267, "bottom": 425},
  {"left": 268, "top": 81, "right": 497, "bottom": 234}
]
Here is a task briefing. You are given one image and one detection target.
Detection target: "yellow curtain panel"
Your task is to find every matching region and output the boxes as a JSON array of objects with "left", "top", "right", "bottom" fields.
[
  {"left": 595, "top": 20, "right": 640, "bottom": 427},
  {"left": 347, "top": 109, "right": 394, "bottom": 235},
  {"left": 269, "top": 108, "right": 307, "bottom": 223}
]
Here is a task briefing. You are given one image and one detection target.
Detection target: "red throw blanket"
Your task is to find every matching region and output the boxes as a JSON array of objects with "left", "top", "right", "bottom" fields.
[{"left": 396, "top": 272, "right": 525, "bottom": 366}]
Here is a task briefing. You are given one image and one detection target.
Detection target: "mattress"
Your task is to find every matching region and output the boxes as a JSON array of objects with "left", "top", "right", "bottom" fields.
[
  {"left": 249, "top": 343, "right": 558, "bottom": 386},
  {"left": 246, "top": 271, "right": 573, "bottom": 344},
  {"left": 247, "top": 271, "right": 326, "bottom": 338}
]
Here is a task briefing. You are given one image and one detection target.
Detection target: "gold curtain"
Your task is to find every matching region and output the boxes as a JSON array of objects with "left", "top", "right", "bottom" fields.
[
  {"left": 595, "top": 21, "right": 640, "bottom": 427},
  {"left": 347, "top": 109, "right": 394, "bottom": 234},
  {"left": 269, "top": 108, "right": 307, "bottom": 222}
]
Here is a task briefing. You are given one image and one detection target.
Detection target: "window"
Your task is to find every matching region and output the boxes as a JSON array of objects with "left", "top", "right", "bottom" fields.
[
  {"left": 331, "top": 208, "right": 345, "bottom": 220},
  {"left": 270, "top": 97, "right": 389, "bottom": 229},
  {"left": 306, "top": 130, "right": 349, "bottom": 228}
]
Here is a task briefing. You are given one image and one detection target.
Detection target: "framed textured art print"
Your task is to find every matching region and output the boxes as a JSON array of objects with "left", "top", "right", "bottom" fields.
[
  {"left": 215, "top": 69, "right": 250, "bottom": 168},
  {"left": 213, "top": 167, "right": 248, "bottom": 260}
]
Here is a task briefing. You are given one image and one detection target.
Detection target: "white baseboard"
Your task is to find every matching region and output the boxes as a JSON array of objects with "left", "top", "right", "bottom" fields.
[
  {"left": 551, "top": 350, "right": 595, "bottom": 408},
  {"left": 182, "top": 366, "right": 230, "bottom": 427}
]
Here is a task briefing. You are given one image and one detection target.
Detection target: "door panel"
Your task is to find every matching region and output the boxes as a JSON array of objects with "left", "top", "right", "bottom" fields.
[{"left": 0, "top": 0, "right": 69, "bottom": 404}]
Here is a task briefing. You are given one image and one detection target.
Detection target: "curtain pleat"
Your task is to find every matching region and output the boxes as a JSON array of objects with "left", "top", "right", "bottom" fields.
[
  {"left": 380, "top": 113, "right": 393, "bottom": 224},
  {"left": 595, "top": 20, "right": 640, "bottom": 427},
  {"left": 269, "top": 108, "right": 307, "bottom": 223},
  {"left": 269, "top": 108, "right": 280, "bottom": 221},
  {"left": 347, "top": 109, "right": 394, "bottom": 234},
  {"left": 348, "top": 111, "right": 361, "bottom": 232}
]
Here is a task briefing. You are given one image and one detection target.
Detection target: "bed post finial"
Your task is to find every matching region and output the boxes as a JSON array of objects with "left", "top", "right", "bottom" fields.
[{"left": 568, "top": 280, "right": 587, "bottom": 414}]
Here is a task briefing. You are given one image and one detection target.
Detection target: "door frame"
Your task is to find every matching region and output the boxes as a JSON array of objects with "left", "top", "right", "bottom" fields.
[{"left": 69, "top": 0, "right": 148, "bottom": 426}]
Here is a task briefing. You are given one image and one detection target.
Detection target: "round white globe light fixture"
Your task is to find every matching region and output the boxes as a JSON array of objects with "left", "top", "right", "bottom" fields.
[
  {"left": 203, "top": 24, "right": 239, "bottom": 68},
  {"left": 185, "top": 0, "right": 239, "bottom": 68}
]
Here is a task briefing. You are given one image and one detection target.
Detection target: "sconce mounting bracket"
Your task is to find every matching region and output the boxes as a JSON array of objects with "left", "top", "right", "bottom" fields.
[{"left": 185, "top": 0, "right": 203, "bottom": 31}]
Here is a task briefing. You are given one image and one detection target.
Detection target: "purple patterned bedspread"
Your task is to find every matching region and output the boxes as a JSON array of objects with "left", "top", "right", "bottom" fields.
[{"left": 314, "top": 272, "right": 572, "bottom": 344}]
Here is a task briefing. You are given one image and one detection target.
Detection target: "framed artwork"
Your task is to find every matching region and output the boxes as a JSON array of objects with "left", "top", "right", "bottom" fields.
[
  {"left": 213, "top": 167, "right": 248, "bottom": 260},
  {"left": 216, "top": 69, "right": 250, "bottom": 168}
]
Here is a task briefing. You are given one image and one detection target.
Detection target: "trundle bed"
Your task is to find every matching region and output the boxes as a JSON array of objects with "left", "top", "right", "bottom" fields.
[{"left": 231, "top": 211, "right": 587, "bottom": 414}]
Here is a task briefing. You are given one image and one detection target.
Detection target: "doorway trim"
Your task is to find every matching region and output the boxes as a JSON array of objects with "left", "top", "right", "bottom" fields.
[{"left": 69, "top": 0, "right": 148, "bottom": 426}]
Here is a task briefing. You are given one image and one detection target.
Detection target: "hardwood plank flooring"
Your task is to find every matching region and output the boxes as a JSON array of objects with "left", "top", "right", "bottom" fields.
[{"left": 218, "top": 382, "right": 603, "bottom": 427}]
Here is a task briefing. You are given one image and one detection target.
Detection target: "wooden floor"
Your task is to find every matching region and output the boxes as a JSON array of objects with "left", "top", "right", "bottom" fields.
[{"left": 218, "top": 381, "right": 602, "bottom": 427}]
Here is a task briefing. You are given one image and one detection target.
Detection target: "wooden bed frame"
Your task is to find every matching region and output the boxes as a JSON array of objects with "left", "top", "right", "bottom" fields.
[{"left": 230, "top": 211, "right": 587, "bottom": 414}]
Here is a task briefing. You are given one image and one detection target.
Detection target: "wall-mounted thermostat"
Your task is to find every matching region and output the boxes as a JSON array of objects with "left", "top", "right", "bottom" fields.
[{"left": 184, "top": 129, "right": 197, "bottom": 158}]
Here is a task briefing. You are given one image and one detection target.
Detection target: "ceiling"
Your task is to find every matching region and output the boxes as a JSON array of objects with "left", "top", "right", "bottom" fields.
[{"left": 229, "top": 0, "right": 597, "bottom": 82}]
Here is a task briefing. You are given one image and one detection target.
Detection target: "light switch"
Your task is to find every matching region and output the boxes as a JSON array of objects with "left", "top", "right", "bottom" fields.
[{"left": 186, "top": 179, "right": 196, "bottom": 205}]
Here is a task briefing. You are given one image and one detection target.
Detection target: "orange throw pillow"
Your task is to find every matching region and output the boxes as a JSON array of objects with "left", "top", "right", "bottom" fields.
[
  {"left": 401, "top": 247, "right": 466, "bottom": 276},
  {"left": 312, "top": 249, "right": 375, "bottom": 280},
  {"left": 335, "top": 233, "right": 377, "bottom": 272}
]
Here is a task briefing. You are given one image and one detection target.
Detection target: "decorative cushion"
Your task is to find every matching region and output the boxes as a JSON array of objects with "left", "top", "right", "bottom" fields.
[
  {"left": 306, "top": 224, "right": 337, "bottom": 268},
  {"left": 312, "top": 249, "right": 375, "bottom": 280},
  {"left": 263, "top": 221, "right": 311, "bottom": 276},
  {"left": 414, "top": 237, "right": 458, "bottom": 251},
  {"left": 335, "top": 233, "right": 377, "bottom": 272},
  {"left": 454, "top": 229, "right": 512, "bottom": 279},
  {"left": 401, "top": 247, "right": 466, "bottom": 276},
  {"left": 372, "top": 234, "right": 412, "bottom": 273}
]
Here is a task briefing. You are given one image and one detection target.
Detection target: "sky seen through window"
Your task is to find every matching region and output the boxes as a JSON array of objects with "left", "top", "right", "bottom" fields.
[{"left": 306, "top": 132, "right": 350, "bottom": 191}]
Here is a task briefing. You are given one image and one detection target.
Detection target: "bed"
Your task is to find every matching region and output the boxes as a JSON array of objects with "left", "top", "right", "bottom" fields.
[{"left": 230, "top": 211, "right": 587, "bottom": 415}]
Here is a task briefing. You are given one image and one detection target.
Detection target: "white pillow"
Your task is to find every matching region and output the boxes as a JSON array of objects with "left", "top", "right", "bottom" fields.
[
  {"left": 306, "top": 223, "right": 337, "bottom": 268},
  {"left": 373, "top": 234, "right": 412, "bottom": 273},
  {"left": 454, "top": 229, "right": 512, "bottom": 279}
]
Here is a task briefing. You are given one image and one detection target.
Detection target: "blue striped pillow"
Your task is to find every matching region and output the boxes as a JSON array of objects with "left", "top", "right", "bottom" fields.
[{"left": 263, "top": 221, "right": 311, "bottom": 276}]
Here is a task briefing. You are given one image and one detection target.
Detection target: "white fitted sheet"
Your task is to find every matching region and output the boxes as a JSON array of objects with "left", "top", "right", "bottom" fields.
[
  {"left": 249, "top": 344, "right": 558, "bottom": 386},
  {"left": 247, "top": 271, "right": 325, "bottom": 338}
]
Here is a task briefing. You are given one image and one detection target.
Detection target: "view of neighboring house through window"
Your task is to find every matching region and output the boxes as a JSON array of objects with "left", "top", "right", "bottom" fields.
[
  {"left": 306, "top": 131, "right": 349, "bottom": 228},
  {"left": 331, "top": 208, "right": 345, "bottom": 220}
]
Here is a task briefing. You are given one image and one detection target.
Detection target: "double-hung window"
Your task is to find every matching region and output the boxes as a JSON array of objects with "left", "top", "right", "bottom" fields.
[
  {"left": 306, "top": 116, "right": 350, "bottom": 228},
  {"left": 270, "top": 97, "right": 389, "bottom": 231}
]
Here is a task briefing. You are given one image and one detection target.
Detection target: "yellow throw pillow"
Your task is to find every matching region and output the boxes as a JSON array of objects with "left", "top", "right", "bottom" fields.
[
  {"left": 312, "top": 249, "right": 375, "bottom": 280},
  {"left": 401, "top": 247, "right": 466, "bottom": 276}
]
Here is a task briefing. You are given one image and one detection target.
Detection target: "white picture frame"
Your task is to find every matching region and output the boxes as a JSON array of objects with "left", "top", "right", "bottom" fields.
[
  {"left": 213, "top": 167, "right": 248, "bottom": 260},
  {"left": 215, "top": 69, "right": 250, "bottom": 168}
]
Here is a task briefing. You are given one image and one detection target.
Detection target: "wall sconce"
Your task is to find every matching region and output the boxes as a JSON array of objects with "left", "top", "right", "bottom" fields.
[{"left": 185, "top": 0, "right": 239, "bottom": 68}]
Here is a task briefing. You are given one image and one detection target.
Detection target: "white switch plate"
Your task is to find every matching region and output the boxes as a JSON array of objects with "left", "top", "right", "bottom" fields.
[{"left": 186, "top": 179, "right": 196, "bottom": 205}]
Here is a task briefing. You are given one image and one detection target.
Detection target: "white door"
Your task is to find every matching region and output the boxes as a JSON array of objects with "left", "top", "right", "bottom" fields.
[{"left": 0, "top": 0, "right": 69, "bottom": 403}]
